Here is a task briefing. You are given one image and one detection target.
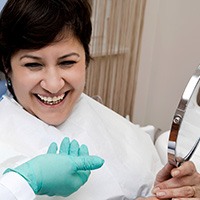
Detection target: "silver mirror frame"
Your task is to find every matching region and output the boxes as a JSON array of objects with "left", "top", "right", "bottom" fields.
[{"left": 168, "top": 65, "right": 200, "bottom": 166}]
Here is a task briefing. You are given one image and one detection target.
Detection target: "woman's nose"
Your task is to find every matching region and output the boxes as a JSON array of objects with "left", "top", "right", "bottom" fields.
[{"left": 40, "top": 69, "right": 65, "bottom": 93}]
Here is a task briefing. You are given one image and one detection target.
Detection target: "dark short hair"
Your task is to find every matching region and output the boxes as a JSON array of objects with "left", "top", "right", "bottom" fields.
[{"left": 0, "top": 0, "right": 92, "bottom": 75}]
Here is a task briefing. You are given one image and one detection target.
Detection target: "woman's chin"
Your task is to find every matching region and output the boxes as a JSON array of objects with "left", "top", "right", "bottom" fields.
[{"left": 39, "top": 115, "right": 67, "bottom": 126}]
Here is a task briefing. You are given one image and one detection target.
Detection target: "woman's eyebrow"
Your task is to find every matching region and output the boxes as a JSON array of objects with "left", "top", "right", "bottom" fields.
[
  {"left": 59, "top": 52, "right": 80, "bottom": 60},
  {"left": 20, "top": 55, "right": 42, "bottom": 61},
  {"left": 19, "top": 52, "right": 80, "bottom": 61}
]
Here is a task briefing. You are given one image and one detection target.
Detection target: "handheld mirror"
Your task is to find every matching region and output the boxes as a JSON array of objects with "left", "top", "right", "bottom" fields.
[{"left": 168, "top": 65, "right": 200, "bottom": 167}]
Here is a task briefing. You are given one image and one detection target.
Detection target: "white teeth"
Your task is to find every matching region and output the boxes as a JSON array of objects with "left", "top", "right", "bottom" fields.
[{"left": 37, "top": 94, "right": 65, "bottom": 105}]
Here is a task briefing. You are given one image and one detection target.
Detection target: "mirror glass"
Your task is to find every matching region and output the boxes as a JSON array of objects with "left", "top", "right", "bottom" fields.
[{"left": 168, "top": 66, "right": 200, "bottom": 167}]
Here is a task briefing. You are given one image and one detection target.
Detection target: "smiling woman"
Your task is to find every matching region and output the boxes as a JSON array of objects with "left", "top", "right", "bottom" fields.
[
  {"left": 10, "top": 36, "right": 86, "bottom": 125},
  {"left": 0, "top": 0, "right": 199, "bottom": 200}
]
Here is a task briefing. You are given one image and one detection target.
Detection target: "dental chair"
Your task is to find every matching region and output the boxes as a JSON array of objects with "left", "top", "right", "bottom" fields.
[{"left": 0, "top": 80, "right": 7, "bottom": 100}]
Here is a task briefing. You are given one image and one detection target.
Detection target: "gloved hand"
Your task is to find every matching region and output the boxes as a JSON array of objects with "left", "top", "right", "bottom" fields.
[{"left": 4, "top": 137, "right": 104, "bottom": 197}]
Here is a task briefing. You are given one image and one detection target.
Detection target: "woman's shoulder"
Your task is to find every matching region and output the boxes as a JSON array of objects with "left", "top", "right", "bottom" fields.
[
  {"left": 81, "top": 93, "right": 134, "bottom": 126},
  {"left": 73, "top": 94, "right": 149, "bottom": 143}
]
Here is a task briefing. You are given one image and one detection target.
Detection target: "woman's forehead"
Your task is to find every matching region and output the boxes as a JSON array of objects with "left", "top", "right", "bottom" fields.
[{"left": 12, "top": 36, "right": 84, "bottom": 60}]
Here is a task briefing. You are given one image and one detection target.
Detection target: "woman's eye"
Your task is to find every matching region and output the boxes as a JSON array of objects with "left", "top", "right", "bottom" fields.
[
  {"left": 24, "top": 62, "right": 42, "bottom": 68},
  {"left": 60, "top": 60, "right": 76, "bottom": 67}
]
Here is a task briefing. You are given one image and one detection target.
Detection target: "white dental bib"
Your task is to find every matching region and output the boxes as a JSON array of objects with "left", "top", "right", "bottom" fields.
[{"left": 0, "top": 93, "right": 162, "bottom": 199}]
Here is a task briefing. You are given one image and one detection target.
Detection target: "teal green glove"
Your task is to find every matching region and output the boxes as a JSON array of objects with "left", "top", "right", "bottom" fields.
[{"left": 4, "top": 137, "right": 104, "bottom": 197}]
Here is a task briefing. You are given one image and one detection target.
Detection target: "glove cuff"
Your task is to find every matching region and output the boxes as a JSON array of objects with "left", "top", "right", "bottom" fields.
[{"left": 4, "top": 162, "right": 40, "bottom": 194}]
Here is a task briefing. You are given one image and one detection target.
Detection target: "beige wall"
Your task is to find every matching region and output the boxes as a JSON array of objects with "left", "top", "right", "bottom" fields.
[{"left": 133, "top": 0, "right": 200, "bottom": 132}]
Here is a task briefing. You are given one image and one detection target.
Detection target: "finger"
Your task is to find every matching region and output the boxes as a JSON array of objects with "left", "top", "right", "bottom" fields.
[
  {"left": 47, "top": 142, "right": 58, "bottom": 154},
  {"left": 154, "top": 174, "right": 197, "bottom": 191},
  {"left": 154, "top": 163, "right": 174, "bottom": 186},
  {"left": 154, "top": 186, "right": 195, "bottom": 199},
  {"left": 59, "top": 137, "right": 70, "bottom": 154},
  {"left": 69, "top": 140, "right": 79, "bottom": 156},
  {"left": 73, "top": 156, "right": 104, "bottom": 171},
  {"left": 78, "top": 144, "right": 89, "bottom": 156},
  {"left": 171, "top": 161, "right": 196, "bottom": 178}
]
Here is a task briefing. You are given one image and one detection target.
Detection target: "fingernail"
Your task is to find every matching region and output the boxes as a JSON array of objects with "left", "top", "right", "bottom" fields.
[
  {"left": 172, "top": 169, "right": 180, "bottom": 177},
  {"left": 156, "top": 191, "right": 166, "bottom": 197}
]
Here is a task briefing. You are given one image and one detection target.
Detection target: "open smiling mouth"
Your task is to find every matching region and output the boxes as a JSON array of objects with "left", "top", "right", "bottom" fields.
[{"left": 35, "top": 92, "right": 68, "bottom": 105}]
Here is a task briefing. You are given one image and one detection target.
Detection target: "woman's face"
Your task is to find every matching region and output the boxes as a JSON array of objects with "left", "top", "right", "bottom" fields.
[{"left": 10, "top": 36, "right": 86, "bottom": 125}]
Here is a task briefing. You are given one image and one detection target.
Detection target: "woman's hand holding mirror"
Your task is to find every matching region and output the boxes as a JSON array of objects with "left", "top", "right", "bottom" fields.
[
  {"left": 152, "top": 161, "right": 200, "bottom": 199},
  {"left": 152, "top": 65, "right": 200, "bottom": 199}
]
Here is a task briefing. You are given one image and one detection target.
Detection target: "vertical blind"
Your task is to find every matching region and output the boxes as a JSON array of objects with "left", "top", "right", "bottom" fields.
[{"left": 85, "top": 0, "right": 146, "bottom": 120}]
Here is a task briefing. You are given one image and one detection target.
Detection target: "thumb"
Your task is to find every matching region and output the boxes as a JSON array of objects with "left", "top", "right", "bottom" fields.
[{"left": 73, "top": 156, "right": 104, "bottom": 171}]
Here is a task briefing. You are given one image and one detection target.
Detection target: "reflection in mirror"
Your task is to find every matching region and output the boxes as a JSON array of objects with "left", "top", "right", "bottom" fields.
[{"left": 168, "top": 65, "right": 200, "bottom": 167}]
